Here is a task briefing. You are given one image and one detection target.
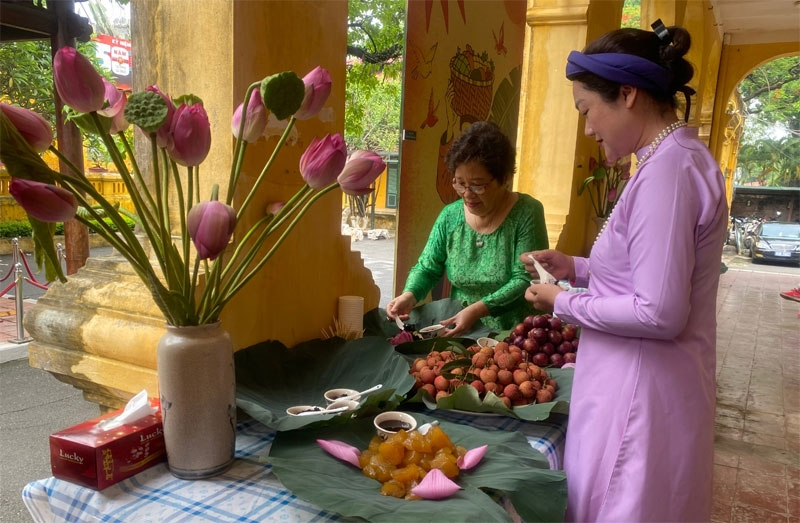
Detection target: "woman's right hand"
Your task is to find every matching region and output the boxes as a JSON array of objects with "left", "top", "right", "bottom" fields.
[
  {"left": 520, "top": 250, "right": 575, "bottom": 282},
  {"left": 386, "top": 291, "right": 416, "bottom": 321}
]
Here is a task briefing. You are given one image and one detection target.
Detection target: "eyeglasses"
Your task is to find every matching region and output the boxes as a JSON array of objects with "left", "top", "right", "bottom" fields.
[{"left": 451, "top": 178, "right": 492, "bottom": 195}]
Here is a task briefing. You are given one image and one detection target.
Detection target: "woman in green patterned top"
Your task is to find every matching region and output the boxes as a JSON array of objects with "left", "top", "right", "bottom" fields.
[{"left": 386, "top": 121, "right": 548, "bottom": 335}]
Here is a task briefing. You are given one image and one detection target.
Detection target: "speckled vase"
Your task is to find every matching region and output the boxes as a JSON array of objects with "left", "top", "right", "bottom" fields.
[{"left": 157, "top": 322, "right": 236, "bottom": 479}]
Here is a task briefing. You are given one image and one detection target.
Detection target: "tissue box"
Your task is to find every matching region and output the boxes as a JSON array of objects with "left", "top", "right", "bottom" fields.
[{"left": 50, "top": 398, "right": 166, "bottom": 490}]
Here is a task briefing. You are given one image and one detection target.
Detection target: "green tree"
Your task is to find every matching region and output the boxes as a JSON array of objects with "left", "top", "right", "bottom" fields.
[
  {"left": 345, "top": 0, "right": 405, "bottom": 152},
  {"left": 736, "top": 56, "right": 800, "bottom": 187}
]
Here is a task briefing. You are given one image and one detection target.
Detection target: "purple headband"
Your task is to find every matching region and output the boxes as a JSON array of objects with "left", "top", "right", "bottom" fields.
[{"left": 565, "top": 51, "right": 670, "bottom": 96}]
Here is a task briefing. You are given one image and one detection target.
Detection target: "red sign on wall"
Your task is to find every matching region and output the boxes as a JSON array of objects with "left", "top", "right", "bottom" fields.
[{"left": 93, "top": 34, "right": 132, "bottom": 91}]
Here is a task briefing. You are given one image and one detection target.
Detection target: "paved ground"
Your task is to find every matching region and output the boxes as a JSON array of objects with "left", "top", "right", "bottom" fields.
[{"left": 0, "top": 240, "right": 797, "bottom": 522}]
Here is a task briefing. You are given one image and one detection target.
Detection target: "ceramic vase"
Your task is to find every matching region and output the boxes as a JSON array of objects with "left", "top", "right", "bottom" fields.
[{"left": 157, "top": 322, "right": 236, "bottom": 479}]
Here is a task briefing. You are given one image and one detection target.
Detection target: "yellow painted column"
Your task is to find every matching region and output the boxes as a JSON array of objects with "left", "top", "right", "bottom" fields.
[{"left": 516, "top": 0, "right": 622, "bottom": 255}]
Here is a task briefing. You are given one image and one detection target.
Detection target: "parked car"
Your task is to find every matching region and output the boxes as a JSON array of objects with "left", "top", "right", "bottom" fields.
[{"left": 750, "top": 221, "right": 800, "bottom": 265}]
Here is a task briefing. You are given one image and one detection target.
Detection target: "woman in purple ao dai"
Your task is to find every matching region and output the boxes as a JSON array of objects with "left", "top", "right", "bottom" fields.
[{"left": 522, "top": 21, "right": 728, "bottom": 522}]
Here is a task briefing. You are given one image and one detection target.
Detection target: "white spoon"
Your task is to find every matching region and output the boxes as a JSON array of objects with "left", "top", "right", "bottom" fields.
[{"left": 337, "top": 384, "right": 383, "bottom": 402}]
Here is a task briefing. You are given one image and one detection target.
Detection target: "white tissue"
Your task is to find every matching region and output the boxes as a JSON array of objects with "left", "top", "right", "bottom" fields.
[
  {"left": 96, "top": 390, "right": 157, "bottom": 431},
  {"left": 528, "top": 254, "right": 557, "bottom": 284}
]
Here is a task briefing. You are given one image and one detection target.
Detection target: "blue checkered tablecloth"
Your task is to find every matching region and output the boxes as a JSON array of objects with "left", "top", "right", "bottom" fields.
[{"left": 23, "top": 413, "right": 566, "bottom": 523}]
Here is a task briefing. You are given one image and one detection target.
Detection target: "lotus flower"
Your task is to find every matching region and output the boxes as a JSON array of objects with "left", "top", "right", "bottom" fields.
[
  {"left": 98, "top": 79, "right": 125, "bottom": 118},
  {"left": 53, "top": 47, "right": 106, "bottom": 114},
  {"left": 410, "top": 468, "right": 462, "bottom": 500},
  {"left": 338, "top": 150, "right": 386, "bottom": 196},
  {"left": 187, "top": 199, "right": 236, "bottom": 260},
  {"left": 0, "top": 103, "right": 53, "bottom": 153},
  {"left": 316, "top": 439, "right": 361, "bottom": 468},
  {"left": 389, "top": 330, "right": 414, "bottom": 345},
  {"left": 294, "top": 66, "right": 332, "bottom": 120},
  {"left": 168, "top": 102, "right": 211, "bottom": 167},
  {"left": 231, "top": 90, "right": 267, "bottom": 143},
  {"left": 9, "top": 179, "right": 78, "bottom": 223},
  {"left": 299, "top": 133, "right": 347, "bottom": 189},
  {"left": 145, "top": 85, "right": 176, "bottom": 147}
]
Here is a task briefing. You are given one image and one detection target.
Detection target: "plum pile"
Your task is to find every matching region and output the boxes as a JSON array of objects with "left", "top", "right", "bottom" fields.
[
  {"left": 504, "top": 314, "right": 579, "bottom": 369},
  {"left": 409, "top": 343, "right": 558, "bottom": 408}
]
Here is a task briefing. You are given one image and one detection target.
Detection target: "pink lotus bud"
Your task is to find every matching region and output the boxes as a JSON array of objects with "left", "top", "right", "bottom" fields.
[
  {"left": 187, "top": 200, "right": 236, "bottom": 260},
  {"left": 0, "top": 103, "right": 53, "bottom": 153},
  {"left": 9, "top": 179, "right": 78, "bottom": 223},
  {"left": 231, "top": 90, "right": 267, "bottom": 143},
  {"left": 337, "top": 150, "right": 385, "bottom": 196},
  {"left": 266, "top": 201, "right": 285, "bottom": 216},
  {"left": 98, "top": 79, "right": 125, "bottom": 118},
  {"left": 168, "top": 103, "right": 211, "bottom": 167},
  {"left": 53, "top": 47, "right": 106, "bottom": 113},
  {"left": 109, "top": 92, "right": 130, "bottom": 134},
  {"left": 299, "top": 133, "right": 347, "bottom": 189},
  {"left": 619, "top": 160, "right": 632, "bottom": 179},
  {"left": 294, "top": 66, "right": 332, "bottom": 120},
  {"left": 146, "top": 85, "right": 176, "bottom": 148},
  {"left": 607, "top": 187, "right": 618, "bottom": 203}
]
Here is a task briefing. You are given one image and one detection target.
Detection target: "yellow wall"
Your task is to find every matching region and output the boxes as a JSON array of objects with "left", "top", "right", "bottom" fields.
[{"left": 132, "top": 0, "right": 378, "bottom": 350}]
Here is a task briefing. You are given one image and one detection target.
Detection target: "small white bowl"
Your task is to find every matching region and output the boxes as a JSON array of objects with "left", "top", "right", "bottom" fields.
[
  {"left": 373, "top": 411, "right": 417, "bottom": 439},
  {"left": 324, "top": 388, "right": 359, "bottom": 405},
  {"left": 477, "top": 337, "right": 498, "bottom": 348},
  {"left": 419, "top": 324, "right": 445, "bottom": 339},
  {"left": 286, "top": 405, "right": 327, "bottom": 416}
]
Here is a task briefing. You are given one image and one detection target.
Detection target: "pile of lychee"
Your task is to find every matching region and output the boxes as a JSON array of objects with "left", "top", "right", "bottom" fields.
[
  {"left": 504, "top": 314, "right": 579, "bottom": 369},
  {"left": 409, "top": 343, "right": 559, "bottom": 409}
]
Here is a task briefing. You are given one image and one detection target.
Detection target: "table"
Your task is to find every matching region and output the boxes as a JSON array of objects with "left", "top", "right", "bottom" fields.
[{"left": 23, "top": 412, "right": 566, "bottom": 523}]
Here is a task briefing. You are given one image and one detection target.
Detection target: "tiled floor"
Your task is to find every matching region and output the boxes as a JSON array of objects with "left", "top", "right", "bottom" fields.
[{"left": 714, "top": 268, "right": 799, "bottom": 523}]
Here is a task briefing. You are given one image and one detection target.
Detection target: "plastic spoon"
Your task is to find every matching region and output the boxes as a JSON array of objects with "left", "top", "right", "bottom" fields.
[{"left": 336, "top": 384, "right": 383, "bottom": 402}]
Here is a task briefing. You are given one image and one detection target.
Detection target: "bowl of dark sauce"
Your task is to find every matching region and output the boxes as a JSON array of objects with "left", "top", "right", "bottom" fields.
[{"left": 373, "top": 411, "right": 417, "bottom": 439}]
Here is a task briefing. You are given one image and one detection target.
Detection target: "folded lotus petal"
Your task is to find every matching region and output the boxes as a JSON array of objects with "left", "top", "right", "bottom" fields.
[
  {"left": 53, "top": 47, "right": 106, "bottom": 114},
  {"left": 316, "top": 439, "right": 361, "bottom": 468},
  {"left": 457, "top": 445, "right": 487, "bottom": 470},
  {"left": 410, "top": 468, "right": 462, "bottom": 500},
  {"left": 9, "top": 179, "right": 78, "bottom": 223},
  {"left": 0, "top": 103, "right": 53, "bottom": 153},
  {"left": 231, "top": 90, "right": 267, "bottom": 143},
  {"left": 389, "top": 330, "right": 414, "bottom": 346},
  {"left": 294, "top": 66, "right": 332, "bottom": 120},
  {"left": 299, "top": 133, "right": 347, "bottom": 189}
]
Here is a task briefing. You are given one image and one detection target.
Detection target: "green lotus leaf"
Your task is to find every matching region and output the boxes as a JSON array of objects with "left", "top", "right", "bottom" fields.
[{"left": 268, "top": 413, "right": 567, "bottom": 522}]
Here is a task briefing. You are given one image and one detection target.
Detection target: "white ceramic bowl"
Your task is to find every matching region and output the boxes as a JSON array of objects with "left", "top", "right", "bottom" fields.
[
  {"left": 418, "top": 324, "right": 445, "bottom": 339},
  {"left": 324, "top": 388, "right": 359, "bottom": 404},
  {"left": 373, "top": 411, "right": 417, "bottom": 439},
  {"left": 477, "top": 337, "right": 498, "bottom": 348},
  {"left": 286, "top": 405, "right": 328, "bottom": 416}
]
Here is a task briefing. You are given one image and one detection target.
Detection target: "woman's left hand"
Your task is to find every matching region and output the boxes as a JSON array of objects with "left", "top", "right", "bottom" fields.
[
  {"left": 525, "top": 283, "right": 564, "bottom": 313},
  {"left": 441, "top": 301, "right": 489, "bottom": 337}
]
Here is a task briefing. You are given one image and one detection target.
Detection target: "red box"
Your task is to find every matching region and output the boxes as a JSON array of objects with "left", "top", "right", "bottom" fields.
[{"left": 49, "top": 398, "right": 166, "bottom": 490}]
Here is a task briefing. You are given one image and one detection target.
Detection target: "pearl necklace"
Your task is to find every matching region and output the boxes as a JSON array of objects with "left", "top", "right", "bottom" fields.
[{"left": 594, "top": 120, "right": 687, "bottom": 243}]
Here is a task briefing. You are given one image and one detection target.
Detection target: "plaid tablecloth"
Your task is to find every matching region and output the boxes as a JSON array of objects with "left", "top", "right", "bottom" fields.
[{"left": 23, "top": 413, "right": 566, "bottom": 523}]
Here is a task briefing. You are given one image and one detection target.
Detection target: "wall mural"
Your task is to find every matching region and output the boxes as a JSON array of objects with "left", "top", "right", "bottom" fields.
[{"left": 395, "top": 0, "right": 527, "bottom": 291}]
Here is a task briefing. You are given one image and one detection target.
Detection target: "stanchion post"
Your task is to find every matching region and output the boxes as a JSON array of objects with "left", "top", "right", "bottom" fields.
[{"left": 9, "top": 242, "right": 33, "bottom": 344}]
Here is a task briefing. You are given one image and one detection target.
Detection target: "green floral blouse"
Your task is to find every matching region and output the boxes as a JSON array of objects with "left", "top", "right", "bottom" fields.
[{"left": 403, "top": 193, "right": 548, "bottom": 331}]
